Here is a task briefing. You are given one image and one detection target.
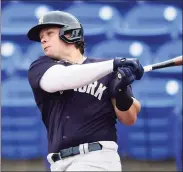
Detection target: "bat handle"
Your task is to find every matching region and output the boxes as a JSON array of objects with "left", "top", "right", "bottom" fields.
[{"left": 143, "top": 65, "right": 153, "bottom": 72}]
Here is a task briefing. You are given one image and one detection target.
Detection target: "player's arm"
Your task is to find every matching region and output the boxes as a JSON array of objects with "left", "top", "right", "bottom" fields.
[
  {"left": 39, "top": 58, "right": 126, "bottom": 93},
  {"left": 109, "top": 59, "right": 144, "bottom": 125},
  {"left": 111, "top": 95, "right": 141, "bottom": 126}
]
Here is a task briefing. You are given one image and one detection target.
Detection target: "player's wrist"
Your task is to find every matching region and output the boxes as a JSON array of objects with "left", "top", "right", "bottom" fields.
[{"left": 115, "top": 89, "right": 134, "bottom": 111}]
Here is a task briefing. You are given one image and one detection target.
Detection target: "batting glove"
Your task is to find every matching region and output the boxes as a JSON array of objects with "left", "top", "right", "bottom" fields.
[
  {"left": 110, "top": 67, "right": 136, "bottom": 111},
  {"left": 113, "top": 58, "right": 144, "bottom": 80}
]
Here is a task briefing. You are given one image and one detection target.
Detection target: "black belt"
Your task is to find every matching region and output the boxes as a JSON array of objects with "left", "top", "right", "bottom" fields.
[{"left": 51, "top": 142, "right": 102, "bottom": 162}]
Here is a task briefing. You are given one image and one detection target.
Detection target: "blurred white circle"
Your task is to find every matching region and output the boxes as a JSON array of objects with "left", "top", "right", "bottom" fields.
[
  {"left": 163, "top": 6, "right": 177, "bottom": 21},
  {"left": 129, "top": 42, "right": 143, "bottom": 57},
  {"left": 1, "top": 42, "right": 15, "bottom": 57},
  {"left": 35, "top": 5, "right": 50, "bottom": 19},
  {"left": 99, "top": 6, "right": 113, "bottom": 20},
  {"left": 166, "top": 80, "right": 179, "bottom": 95}
]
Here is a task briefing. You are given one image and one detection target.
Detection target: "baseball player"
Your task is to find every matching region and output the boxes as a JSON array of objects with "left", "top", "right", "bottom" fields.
[{"left": 27, "top": 11, "right": 144, "bottom": 171}]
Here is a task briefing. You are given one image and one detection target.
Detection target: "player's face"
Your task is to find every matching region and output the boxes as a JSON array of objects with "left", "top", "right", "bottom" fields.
[{"left": 40, "top": 27, "right": 70, "bottom": 59}]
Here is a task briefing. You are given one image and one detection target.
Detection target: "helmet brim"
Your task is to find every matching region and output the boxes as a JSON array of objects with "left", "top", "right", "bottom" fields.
[{"left": 27, "top": 23, "right": 64, "bottom": 42}]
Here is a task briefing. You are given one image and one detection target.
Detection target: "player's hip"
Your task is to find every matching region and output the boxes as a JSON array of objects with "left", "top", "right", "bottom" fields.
[{"left": 47, "top": 141, "right": 121, "bottom": 171}]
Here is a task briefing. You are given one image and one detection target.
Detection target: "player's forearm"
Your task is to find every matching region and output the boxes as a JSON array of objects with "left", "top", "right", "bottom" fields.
[
  {"left": 40, "top": 60, "right": 114, "bottom": 92},
  {"left": 112, "top": 98, "right": 141, "bottom": 125}
]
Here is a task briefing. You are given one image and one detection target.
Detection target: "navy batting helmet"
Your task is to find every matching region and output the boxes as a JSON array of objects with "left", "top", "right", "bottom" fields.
[{"left": 27, "top": 10, "right": 84, "bottom": 44}]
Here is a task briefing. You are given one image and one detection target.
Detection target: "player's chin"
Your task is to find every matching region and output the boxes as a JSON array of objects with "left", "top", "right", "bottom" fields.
[{"left": 44, "top": 51, "right": 52, "bottom": 57}]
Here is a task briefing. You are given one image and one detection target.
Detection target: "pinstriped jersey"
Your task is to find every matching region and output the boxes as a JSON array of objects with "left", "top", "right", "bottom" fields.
[{"left": 28, "top": 56, "right": 133, "bottom": 153}]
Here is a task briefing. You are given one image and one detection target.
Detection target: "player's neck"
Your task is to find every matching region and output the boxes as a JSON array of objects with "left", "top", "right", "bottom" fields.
[{"left": 59, "top": 50, "right": 86, "bottom": 64}]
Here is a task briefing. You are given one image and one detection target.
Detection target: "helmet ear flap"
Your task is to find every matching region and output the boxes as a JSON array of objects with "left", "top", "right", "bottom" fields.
[
  {"left": 70, "top": 29, "right": 81, "bottom": 38},
  {"left": 59, "top": 26, "right": 84, "bottom": 43}
]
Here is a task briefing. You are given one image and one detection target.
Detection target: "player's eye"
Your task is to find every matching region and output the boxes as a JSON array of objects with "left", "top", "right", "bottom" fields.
[{"left": 47, "top": 31, "right": 53, "bottom": 35}]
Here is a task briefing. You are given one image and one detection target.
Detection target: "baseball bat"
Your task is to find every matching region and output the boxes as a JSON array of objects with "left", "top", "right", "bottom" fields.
[{"left": 143, "top": 55, "right": 183, "bottom": 72}]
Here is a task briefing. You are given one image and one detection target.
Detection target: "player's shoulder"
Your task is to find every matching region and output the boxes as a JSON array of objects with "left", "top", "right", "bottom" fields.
[
  {"left": 29, "top": 56, "right": 54, "bottom": 69},
  {"left": 85, "top": 57, "right": 112, "bottom": 64},
  {"left": 30, "top": 55, "right": 52, "bottom": 65}
]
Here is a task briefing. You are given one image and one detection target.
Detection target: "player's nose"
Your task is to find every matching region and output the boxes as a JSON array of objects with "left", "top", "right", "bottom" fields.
[{"left": 40, "top": 35, "right": 47, "bottom": 44}]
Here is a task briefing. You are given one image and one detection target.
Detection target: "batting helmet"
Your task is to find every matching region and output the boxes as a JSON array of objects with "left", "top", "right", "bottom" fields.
[{"left": 27, "top": 10, "right": 84, "bottom": 44}]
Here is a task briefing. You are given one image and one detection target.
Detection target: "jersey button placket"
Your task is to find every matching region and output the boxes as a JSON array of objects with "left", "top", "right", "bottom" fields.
[{"left": 62, "top": 116, "right": 70, "bottom": 140}]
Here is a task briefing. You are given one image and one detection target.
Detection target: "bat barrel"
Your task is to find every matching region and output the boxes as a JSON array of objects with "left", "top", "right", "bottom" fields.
[{"left": 143, "top": 55, "right": 182, "bottom": 73}]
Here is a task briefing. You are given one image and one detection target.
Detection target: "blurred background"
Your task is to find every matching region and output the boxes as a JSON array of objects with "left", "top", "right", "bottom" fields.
[{"left": 1, "top": 0, "right": 182, "bottom": 171}]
